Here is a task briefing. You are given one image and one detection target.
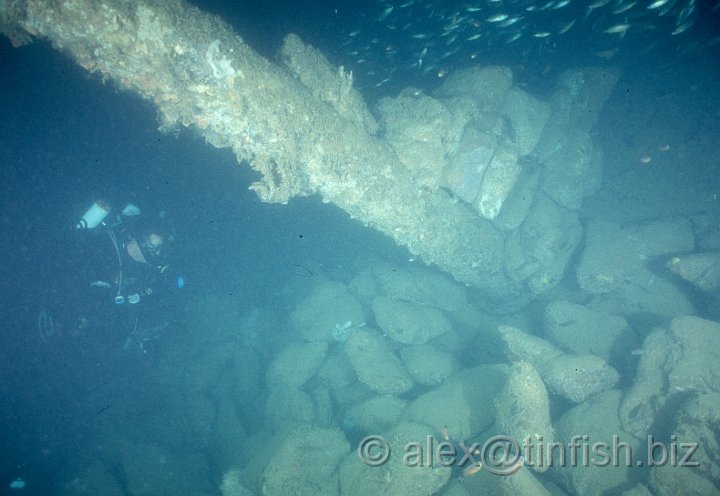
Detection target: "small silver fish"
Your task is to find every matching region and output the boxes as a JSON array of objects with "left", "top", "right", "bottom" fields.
[
  {"left": 647, "top": 0, "right": 671, "bottom": 9},
  {"left": 604, "top": 23, "right": 631, "bottom": 34},
  {"left": 499, "top": 16, "right": 522, "bottom": 27},
  {"left": 378, "top": 5, "right": 394, "bottom": 21},
  {"left": 588, "top": 0, "right": 612, "bottom": 9},
  {"left": 559, "top": 19, "right": 576, "bottom": 34},
  {"left": 487, "top": 13, "right": 509, "bottom": 22},
  {"left": 418, "top": 47, "right": 427, "bottom": 68},
  {"left": 676, "top": 1, "right": 695, "bottom": 25},
  {"left": 671, "top": 18, "right": 694, "bottom": 34},
  {"left": 506, "top": 32, "right": 523, "bottom": 42}
]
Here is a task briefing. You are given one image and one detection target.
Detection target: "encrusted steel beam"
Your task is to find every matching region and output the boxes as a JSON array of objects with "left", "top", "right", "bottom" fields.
[{"left": 1, "top": 0, "right": 514, "bottom": 297}]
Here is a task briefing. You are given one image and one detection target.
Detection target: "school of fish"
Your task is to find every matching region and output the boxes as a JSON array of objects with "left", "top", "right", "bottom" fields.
[{"left": 329, "top": 0, "right": 719, "bottom": 91}]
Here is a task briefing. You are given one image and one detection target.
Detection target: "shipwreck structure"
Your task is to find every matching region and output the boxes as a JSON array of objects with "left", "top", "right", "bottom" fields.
[{"left": 0, "top": 0, "right": 619, "bottom": 309}]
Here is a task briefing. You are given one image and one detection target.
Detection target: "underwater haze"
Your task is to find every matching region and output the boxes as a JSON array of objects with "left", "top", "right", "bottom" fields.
[{"left": 1, "top": 0, "right": 719, "bottom": 495}]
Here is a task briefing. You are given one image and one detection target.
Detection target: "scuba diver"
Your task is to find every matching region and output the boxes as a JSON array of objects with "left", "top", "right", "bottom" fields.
[{"left": 71, "top": 200, "right": 184, "bottom": 351}]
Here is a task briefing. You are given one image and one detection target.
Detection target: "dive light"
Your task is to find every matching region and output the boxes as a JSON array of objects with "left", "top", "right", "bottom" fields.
[{"left": 76, "top": 200, "right": 111, "bottom": 229}]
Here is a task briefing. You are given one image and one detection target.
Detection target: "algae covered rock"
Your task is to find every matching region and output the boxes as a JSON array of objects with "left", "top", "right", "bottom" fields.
[
  {"left": 376, "top": 89, "right": 461, "bottom": 187},
  {"left": 492, "top": 156, "right": 540, "bottom": 231},
  {"left": 531, "top": 67, "right": 619, "bottom": 211},
  {"left": 344, "top": 395, "right": 407, "bottom": 433},
  {"left": 495, "top": 361, "right": 554, "bottom": 473},
  {"left": 399, "top": 344, "right": 457, "bottom": 386},
  {"left": 219, "top": 470, "right": 255, "bottom": 496},
  {"left": 544, "top": 300, "right": 637, "bottom": 363},
  {"left": 338, "top": 421, "right": 451, "bottom": 495},
  {"left": 621, "top": 316, "right": 720, "bottom": 436},
  {"left": 434, "top": 65, "right": 514, "bottom": 115},
  {"left": 441, "top": 127, "right": 495, "bottom": 205},
  {"left": 649, "top": 392, "right": 720, "bottom": 496},
  {"left": 344, "top": 328, "right": 414, "bottom": 395},
  {"left": 406, "top": 365, "right": 507, "bottom": 441},
  {"left": 266, "top": 341, "right": 328, "bottom": 387},
  {"left": 500, "top": 86, "right": 550, "bottom": 156},
  {"left": 264, "top": 384, "right": 316, "bottom": 429},
  {"left": 588, "top": 273, "right": 695, "bottom": 319},
  {"left": 499, "top": 325, "right": 563, "bottom": 368},
  {"left": 499, "top": 325, "right": 618, "bottom": 403},
  {"left": 577, "top": 217, "right": 696, "bottom": 318},
  {"left": 504, "top": 193, "right": 582, "bottom": 295},
  {"left": 554, "top": 390, "right": 641, "bottom": 496},
  {"left": 667, "top": 252, "right": 720, "bottom": 292},
  {"left": 373, "top": 296, "right": 452, "bottom": 345},
  {"left": 577, "top": 217, "right": 694, "bottom": 294},
  {"left": 537, "top": 127, "right": 601, "bottom": 210},
  {"left": 474, "top": 140, "right": 521, "bottom": 220},
  {"left": 551, "top": 67, "right": 621, "bottom": 131},
  {"left": 289, "top": 280, "right": 366, "bottom": 342},
  {"left": 316, "top": 348, "right": 356, "bottom": 392},
  {"left": 372, "top": 264, "right": 470, "bottom": 313},
  {"left": 262, "top": 426, "right": 349, "bottom": 495},
  {"left": 543, "top": 353, "right": 620, "bottom": 404},
  {"left": 496, "top": 465, "right": 553, "bottom": 496}
]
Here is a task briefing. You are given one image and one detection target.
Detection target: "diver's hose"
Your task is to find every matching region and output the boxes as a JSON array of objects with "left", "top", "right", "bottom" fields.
[{"left": 106, "top": 227, "right": 124, "bottom": 302}]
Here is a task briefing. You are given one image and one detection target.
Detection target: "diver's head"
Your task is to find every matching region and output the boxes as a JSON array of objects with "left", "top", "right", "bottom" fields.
[{"left": 141, "top": 232, "right": 164, "bottom": 258}]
